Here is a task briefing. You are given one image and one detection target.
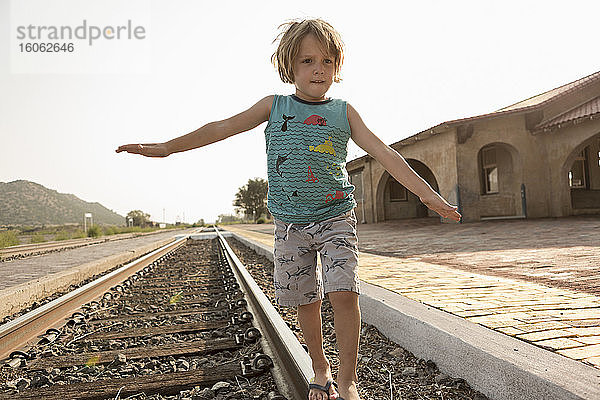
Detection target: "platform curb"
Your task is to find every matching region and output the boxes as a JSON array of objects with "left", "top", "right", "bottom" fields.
[
  {"left": 226, "top": 230, "right": 600, "bottom": 400},
  {"left": 0, "top": 238, "right": 175, "bottom": 317}
]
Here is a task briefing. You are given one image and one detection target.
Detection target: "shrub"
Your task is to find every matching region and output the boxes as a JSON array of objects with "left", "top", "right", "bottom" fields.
[
  {"left": 256, "top": 217, "right": 265, "bottom": 224},
  {"left": 31, "top": 233, "right": 47, "bottom": 243},
  {"left": 87, "top": 225, "right": 102, "bottom": 238},
  {"left": 54, "top": 230, "right": 71, "bottom": 241},
  {"left": 103, "top": 226, "right": 117, "bottom": 236},
  {"left": 112, "top": 226, "right": 160, "bottom": 235},
  {"left": 72, "top": 229, "right": 86, "bottom": 239},
  {"left": 0, "top": 231, "right": 19, "bottom": 249}
]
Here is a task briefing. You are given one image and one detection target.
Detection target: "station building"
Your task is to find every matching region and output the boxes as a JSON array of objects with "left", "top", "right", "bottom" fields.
[{"left": 347, "top": 71, "right": 600, "bottom": 223}]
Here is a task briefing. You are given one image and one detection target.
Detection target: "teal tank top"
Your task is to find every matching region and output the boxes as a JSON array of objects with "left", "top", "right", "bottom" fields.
[{"left": 264, "top": 94, "right": 356, "bottom": 223}]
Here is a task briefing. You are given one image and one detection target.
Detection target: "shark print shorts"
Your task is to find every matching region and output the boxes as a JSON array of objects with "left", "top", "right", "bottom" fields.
[{"left": 272, "top": 210, "right": 360, "bottom": 307}]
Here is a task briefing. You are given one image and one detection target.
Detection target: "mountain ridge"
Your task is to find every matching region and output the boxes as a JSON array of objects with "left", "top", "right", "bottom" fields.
[{"left": 0, "top": 180, "right": 125, "bottom": 226}]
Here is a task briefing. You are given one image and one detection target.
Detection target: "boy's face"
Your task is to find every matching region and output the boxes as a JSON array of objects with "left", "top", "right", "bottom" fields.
[{"left": 293, "top": 34, "right": 334, "bottom": 102}]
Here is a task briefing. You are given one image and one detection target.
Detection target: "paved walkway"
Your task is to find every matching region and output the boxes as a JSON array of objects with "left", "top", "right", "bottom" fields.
[{"left": 223, "top": 216, "right": 600, "bottom": 369}]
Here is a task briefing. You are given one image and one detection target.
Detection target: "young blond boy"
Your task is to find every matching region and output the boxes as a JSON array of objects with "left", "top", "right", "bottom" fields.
[{"left": 117, "top": 18, "right": 461, "bottom": 400}]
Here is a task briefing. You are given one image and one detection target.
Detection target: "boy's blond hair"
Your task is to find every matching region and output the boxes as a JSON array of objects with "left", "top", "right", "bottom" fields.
[{"left": 272, "top": 19, "right": 345, "bottom": 84}]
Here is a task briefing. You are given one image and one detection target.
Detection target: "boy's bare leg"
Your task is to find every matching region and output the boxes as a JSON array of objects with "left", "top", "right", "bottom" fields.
[
  {"left": 328, "top": 291, "right": 361, "bottom": 400},
  {"left": 297, "top": 300, "right": 337, "bottom": 400}
]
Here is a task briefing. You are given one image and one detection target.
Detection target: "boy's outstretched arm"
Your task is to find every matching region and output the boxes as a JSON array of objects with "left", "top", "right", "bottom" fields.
[
  {"left": 348, "top": 104, "right": 461, "bottom": 222},
  {"left": 116, "top": 96, "right": 273, "bottom": 157}
]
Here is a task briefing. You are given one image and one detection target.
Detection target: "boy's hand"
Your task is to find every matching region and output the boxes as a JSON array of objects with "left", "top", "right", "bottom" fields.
[
  {"left": 419, "top": 193, "right": 462, "bottom": 222},
  {"left": 115, "top": 143, "right": 169, "bottom": 157}
]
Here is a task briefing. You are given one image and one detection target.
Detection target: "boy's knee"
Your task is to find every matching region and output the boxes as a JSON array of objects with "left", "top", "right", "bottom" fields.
[
  {"left": 328, "top": 291, "right": 359, "bottom": 309},
  {"left": 297, "top": 299, "right": 322, "bottom": 312}
]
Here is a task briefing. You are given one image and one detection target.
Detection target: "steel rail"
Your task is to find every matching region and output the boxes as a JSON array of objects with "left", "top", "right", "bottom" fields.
[
  {"left": 215, "top": 229, "right": 312, "bottom": 399},
  {"left": 0, "top": 229, "right": 186, "bottom": 260},
  {"left": 0, "top": 236, "right": 188, "bottom": 360},
  {"left": 0, "top": 238, "right": 109, "bottom": 259}
]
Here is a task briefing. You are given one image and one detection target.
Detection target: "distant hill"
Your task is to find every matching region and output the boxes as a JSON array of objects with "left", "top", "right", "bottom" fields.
[{"left": 0, "top": 180, "right": 125, "bottom": 226}]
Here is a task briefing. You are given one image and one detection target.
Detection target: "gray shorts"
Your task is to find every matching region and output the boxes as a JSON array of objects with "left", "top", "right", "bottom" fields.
[{"left": 273, "top": 210, "right": 360, "bottom": 307}]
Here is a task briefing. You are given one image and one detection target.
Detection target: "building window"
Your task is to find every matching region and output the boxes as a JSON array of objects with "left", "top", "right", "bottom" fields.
[
  {"left": 481, "top": 146, "right": 498, "bottom": 194},
  {"left": 569, "top": 149, "right": 587, "bottom": 189},
  {"left": 389, "top": 179, "right": 407, "bottom": 201}
]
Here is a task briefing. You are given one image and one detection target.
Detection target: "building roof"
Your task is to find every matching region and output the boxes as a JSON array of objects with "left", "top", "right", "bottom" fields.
[
  {"left": 536, "top": 95, "right": 600, "bottom": 131},
  {"left": 497, "top": 71, "right": 600, "bottom": 112},
  {"left": 383, "top": 70, "right": 600, "bottom": 149}
]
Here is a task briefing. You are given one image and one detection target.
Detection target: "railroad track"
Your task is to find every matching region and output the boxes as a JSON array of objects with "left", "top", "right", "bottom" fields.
[
  {"left": 0, "top": 229, "right": 311, "bottom": 399},
  {"left": 0, "top": 229, "right": 182, "bottom": 262},
  {"left": 0, "top": 237, "right": 111, "bottom": 261}
]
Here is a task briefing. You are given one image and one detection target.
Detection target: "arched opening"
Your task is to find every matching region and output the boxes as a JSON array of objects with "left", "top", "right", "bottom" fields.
[
  {"left": 564, "top": 133, "right": 600, "bottom": 213},
  {"left": 476, "top": 142, "right": 524, "bottom": 218},
  {"left": 376, "top": 159, "right": 439, "bottom": 220}
]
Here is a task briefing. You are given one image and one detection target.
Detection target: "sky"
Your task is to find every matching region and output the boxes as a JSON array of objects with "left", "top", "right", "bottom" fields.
[{"left": 1, "top": 0, "right": 599, "bottom": 224}]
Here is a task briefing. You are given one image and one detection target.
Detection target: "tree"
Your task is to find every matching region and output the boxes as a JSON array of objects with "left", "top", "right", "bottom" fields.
[
  {"left": 127, "top": 210, "right": 151, "bottom": 227},
  {"left": 233, "top": 178, "right": 268, "bottom": 223},
  {"left": 217, "top": 214, "right": 242, "bottom": 224}
]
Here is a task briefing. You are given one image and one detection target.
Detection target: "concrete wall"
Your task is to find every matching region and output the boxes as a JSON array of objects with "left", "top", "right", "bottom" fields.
[
  {"left": 348, "top": 158, "right": 375, "bottom": 224},
  {"left": 478, "top": 145, "right": 519, "bottom": 217},
  {"left": 456, "top": 115, "right": 531, "bottom": 221},
  {"left": 378, "top": 161, "right": 439, "bottom": 220},
  {"left": 370, "top": 132, "right": 458, "bottom": 223},
  {"left": 383, "top": 178, "right": 412, "bottom": 219},
  {"left": 381, "top": 175, "right": 431, "bottom": 219}
]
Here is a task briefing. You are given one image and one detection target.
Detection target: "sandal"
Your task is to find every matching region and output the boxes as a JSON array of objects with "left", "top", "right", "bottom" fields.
[{"left": 308, "top": 378, "right": 338, "bottom": 399}]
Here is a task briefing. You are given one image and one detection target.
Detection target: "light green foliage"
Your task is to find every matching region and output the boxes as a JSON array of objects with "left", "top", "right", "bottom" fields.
[
  {"left": 72, "top": 229, "right": 86, "bottom": 239},
  {"left": 115, "top": 226, "right": 156, "bottom": 234},
  {"left": 31, "top": 233, "right": 47, "bottom": 243},
  {"left": 103, "top": 226, "right": 117, "bottom": 236},
  {"left": 87, "top": 225, "right": 102, "bottom": 238},
  {"left": 216, "top": 214, "right": 244, "bottom": 225},
  {"left": 0, "top": 230, "right": 19, "bottom": 248},
  {"left": 54, "top": 230, "right": 71, "bottom": 241}
]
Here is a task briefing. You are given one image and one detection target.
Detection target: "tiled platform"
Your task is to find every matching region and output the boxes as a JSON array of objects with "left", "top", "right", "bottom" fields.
[{"left": 223, "top": 216, "right": 600, "bottom": 369}]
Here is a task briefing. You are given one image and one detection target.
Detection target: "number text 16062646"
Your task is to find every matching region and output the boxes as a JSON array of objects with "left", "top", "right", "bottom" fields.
[{"left": 19, "top": 43, "right": 74, "bottom": 53}]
